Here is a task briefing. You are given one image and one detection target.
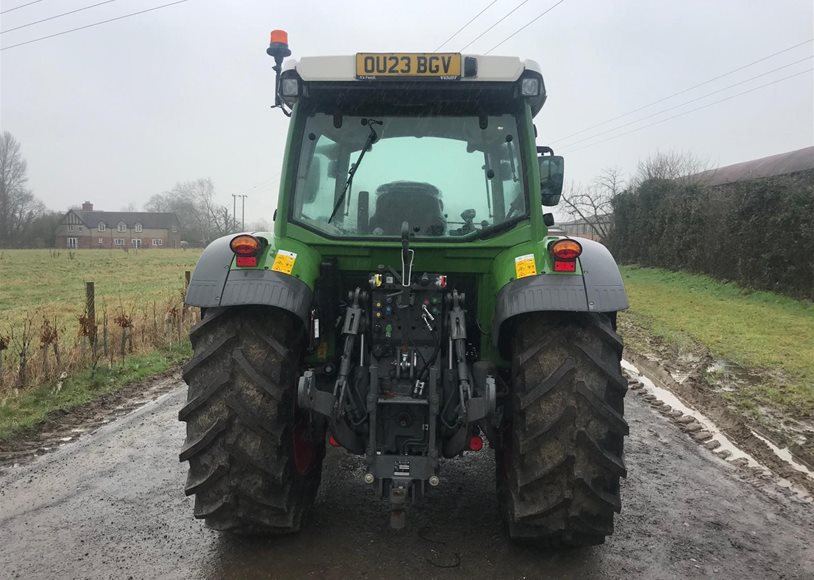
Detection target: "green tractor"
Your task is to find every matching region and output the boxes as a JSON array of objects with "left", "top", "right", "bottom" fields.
[{"left": 180, "top": 31, "right": 629, "bottom": 547}]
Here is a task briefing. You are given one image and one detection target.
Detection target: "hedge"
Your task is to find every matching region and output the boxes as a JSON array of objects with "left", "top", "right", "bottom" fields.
[{"left": 607, "top": 172, "right": 814, "bottom": 300}]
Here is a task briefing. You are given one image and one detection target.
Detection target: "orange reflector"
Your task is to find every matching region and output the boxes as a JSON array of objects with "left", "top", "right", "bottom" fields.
[
  {"left": 329, "top": 435, "right": 340, "bottom": 447},
  {"left": 270, "top": 29, "right": 288, "bottom": 45},
  {"left": 230, "top": 234, "right": 260, "bottom": 257},
  {"left": 550, "top": 239, "right": 582, "bottom": 261},
  {"left": 468, "top": 435, "right": 483, "bottom": 452}
]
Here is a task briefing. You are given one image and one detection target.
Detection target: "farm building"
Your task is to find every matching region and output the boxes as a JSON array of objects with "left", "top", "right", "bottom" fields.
[
  {"left": 691, "top": 145, "right": 814, "bottom": 186},
  {"left": 55, "top": 202, "right": 182, "bottom": 249},
  {"left": 557, "top": 215, "right": 611, "bottom": 242}
]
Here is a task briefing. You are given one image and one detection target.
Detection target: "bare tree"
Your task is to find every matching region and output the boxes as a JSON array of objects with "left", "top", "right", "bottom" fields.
[
  {"left": 0, "top": 131, "right": 44, "bottom": 246},
  {"left": 560, "top": 167, "right": 624, "bottom": 241},
  {"left": 147, "top": 178, "right": 235, "bottom": 245},
  {"left": 247, "top": 218, "right": 271, "bottom": 232},
  {"left": 634, "top": 150, "right": 709, "bottom": 185}
]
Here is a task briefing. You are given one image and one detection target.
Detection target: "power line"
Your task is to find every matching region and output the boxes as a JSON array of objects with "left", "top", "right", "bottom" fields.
[
  {"left": 0, "top": 0, "right": 43, "bottom": 15},
  {"left": 559, "top": 55, "right": 813, "bottom": 148},
  {"left": 460, "top": 0, "right": 529, "bottom": 52},
  {"left": 434, "top": 0, "right": 498, "bottom": 52},
  {"left": 1, "top": 0, "right": 121, "bottom": 35},
  {"left": 553, "top": 38, "right": 814, "bottom": 143},
  {"left": 0, "top": 0, "right": 188, "bottom": 51},
  {"left": 561, "top": 68, "right": 813, "bottom": 154},
  {"left": 485, "top": 0, "right": 569, "bottom": 54}
]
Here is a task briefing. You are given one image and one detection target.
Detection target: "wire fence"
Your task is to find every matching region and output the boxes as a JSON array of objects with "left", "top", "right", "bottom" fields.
[{"left": 0, "top": 272, "right": 197, "bottom": 397}]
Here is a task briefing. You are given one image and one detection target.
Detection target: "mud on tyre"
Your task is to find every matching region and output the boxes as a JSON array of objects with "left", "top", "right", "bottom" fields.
[
  {"left": 179, "top": 306, "right": 325, "bottom": 534},
  {"left": 497, "top": 312, "right": 628, "bottom": 547}
]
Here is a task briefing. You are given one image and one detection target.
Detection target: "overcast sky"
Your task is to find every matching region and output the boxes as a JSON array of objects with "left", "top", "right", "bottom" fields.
[{"left": 1, "top": 0, "right": 812, "bottom": 222}]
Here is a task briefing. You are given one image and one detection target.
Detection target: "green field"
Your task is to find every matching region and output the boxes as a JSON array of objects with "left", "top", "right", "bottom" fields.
[
  {"left": 0, "top": 248, "right": 201, "bottom": 442},
  {"left": 0, "top": 248, "right": 201, "bottom": 334},
  {"left": 619, "top": 265, "right": 814, "bottom": 416}
]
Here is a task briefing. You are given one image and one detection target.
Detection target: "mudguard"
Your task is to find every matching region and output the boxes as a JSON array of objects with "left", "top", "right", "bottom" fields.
[
  {"left": 492, "top": 237, "right": 628, "bottom": 349},
  {"left": 185, "top": 235, "right": 313, "bottom": 327}
]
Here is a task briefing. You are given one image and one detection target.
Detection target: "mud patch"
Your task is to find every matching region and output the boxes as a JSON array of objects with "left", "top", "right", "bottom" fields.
[
  {"left": 619, "top": 316, "right": 814, "bottom": 470},
  {"left": 0, "top": 369, "right": 182, "bottom": 468},
  {"left": 624, "top": 353, "right": 814, "bottom": 498}
]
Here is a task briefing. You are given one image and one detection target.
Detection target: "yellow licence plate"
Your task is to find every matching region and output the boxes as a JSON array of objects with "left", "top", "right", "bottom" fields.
[{"left": 356, "top": 53, "right": 461, "bottom": 80}]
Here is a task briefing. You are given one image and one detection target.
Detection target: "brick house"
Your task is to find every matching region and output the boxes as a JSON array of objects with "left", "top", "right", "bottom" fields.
[{"left": 55, "top": 202, "right": 182, "bottom": 249}]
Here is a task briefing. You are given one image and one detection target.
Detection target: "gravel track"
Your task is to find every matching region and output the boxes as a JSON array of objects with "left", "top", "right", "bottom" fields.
[{"left": 1, "top": 382, "right": 813, "bottom": 579}]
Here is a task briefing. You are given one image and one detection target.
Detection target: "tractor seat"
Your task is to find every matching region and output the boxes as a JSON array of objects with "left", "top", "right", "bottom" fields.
[{"left": 368, "top": 181, "right": 447, "bottom": 236}]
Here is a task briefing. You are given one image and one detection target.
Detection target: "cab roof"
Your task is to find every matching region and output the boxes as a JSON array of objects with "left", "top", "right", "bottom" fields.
[
  {"left": 283, "top": 55, "right": 546, "bottom": 116},
  {"left": 285, "top": 54, "right": 541, "bottom": 83}
]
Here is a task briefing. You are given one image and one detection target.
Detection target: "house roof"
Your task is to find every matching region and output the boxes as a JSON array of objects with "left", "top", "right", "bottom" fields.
[
  {"left": 557, "top": 214, "right": 612, "bottom": 227},
  {"left": 70, "top": 210, "right": 180, "bottom": 229},
  {"left": 691, "top": 146, "right": 814, "bottom": 186}
]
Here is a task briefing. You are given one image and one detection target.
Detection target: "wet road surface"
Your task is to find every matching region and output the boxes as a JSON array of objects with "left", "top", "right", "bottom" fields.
[{"left": 1, "top": 385, "right": 813, "bottom": 579}]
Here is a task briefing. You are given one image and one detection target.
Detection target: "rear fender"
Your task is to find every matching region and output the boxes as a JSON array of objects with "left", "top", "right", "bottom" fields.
[
  {"left": 185, "top": 233, "right": 319, "bottom": 328},
  {"left": 492, "top": 237, "right": 628, "bottom": 353}
]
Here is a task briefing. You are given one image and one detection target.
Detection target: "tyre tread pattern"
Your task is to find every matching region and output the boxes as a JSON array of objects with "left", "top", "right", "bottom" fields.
[
  {"left": 179, "top": 306, "right": 323, "bottom": 535},
  {"left": 499, "top": 312, "right": 628, "bottom": 548}
]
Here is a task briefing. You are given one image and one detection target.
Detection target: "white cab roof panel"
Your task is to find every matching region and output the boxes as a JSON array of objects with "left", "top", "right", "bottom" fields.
[{"left": 286, "top": 55, "right": 540, "bottom": 83}]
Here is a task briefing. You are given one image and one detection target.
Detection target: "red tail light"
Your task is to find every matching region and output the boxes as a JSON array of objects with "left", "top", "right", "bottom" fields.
[
  {"left": 554, "top": 260, "right": 576, "bottom": 272},
  {"left": 231, "top": 235, "right": 262, "bottom": 267},
  {"left": 468, "top": 435, "right": 484, "bottom": 452}
]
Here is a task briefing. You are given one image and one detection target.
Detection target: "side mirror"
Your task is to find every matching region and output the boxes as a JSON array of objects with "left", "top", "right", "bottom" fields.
[
  {"left": 538, "top": 155, "right": 564, "bottom": 206},
  {"left": 303, "top": 157, "right": 322, "bottom": 204}
]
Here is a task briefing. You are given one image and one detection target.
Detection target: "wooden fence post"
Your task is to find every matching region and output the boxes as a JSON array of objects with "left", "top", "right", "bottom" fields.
[
  {"left": 86, "top": 281, "right": 97, "bottom": 361},
  {"left": 183, "top": 271, "right": 191, "bottom": 324}
]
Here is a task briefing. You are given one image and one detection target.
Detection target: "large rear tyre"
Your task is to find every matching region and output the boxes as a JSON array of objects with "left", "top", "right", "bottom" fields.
[
  {"left": 497, "top": 312, "right": 628, "bottom": 547},
  {"left": 179, "top": 306, "right": 324, "bottom": 534}
]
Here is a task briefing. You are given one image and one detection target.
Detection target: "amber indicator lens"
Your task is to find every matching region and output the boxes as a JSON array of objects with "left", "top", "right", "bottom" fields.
[
  {"left": 549, "top": 239, "right": 582, "bottom": 261},
  {"left": 230, "top": 235, "right": 261, "bottom": 256}
]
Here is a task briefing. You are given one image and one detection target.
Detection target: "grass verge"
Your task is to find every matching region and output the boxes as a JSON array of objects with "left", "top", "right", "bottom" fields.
[
  {"left": 619, "top": 265, "right": 814, "bottom": 418},
  {"left": 0, "top": 341, "right": 191, "bottom": 443}
]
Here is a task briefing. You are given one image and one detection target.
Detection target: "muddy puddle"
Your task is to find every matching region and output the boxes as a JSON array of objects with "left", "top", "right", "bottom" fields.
[
  {"left": 623, "top": 358, "right": 813, "bottom": 501},
  {"left": 0, "top": 371, "right": 181, "bottom": 468}
]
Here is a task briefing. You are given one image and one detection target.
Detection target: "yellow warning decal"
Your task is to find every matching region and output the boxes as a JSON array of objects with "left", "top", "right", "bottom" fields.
[
  {"left": 271, "top": 249, "right": 297, "bottom": 274},
  {"left": 514, "top": 253, "right": 537, "bottom": 278}
]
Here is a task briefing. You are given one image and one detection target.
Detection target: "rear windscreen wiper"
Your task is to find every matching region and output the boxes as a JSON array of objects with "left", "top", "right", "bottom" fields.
[
  {"left": 475, "top": 216, "right": 528, "bottom": 240},
  {"left": 328, "top": 118, "right": 382, "bottom": 223}
]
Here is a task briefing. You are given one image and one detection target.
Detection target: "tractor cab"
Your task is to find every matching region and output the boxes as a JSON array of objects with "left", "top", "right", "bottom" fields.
[{"left": 269, "top": 34, "right": 564, "bottom": 244}]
